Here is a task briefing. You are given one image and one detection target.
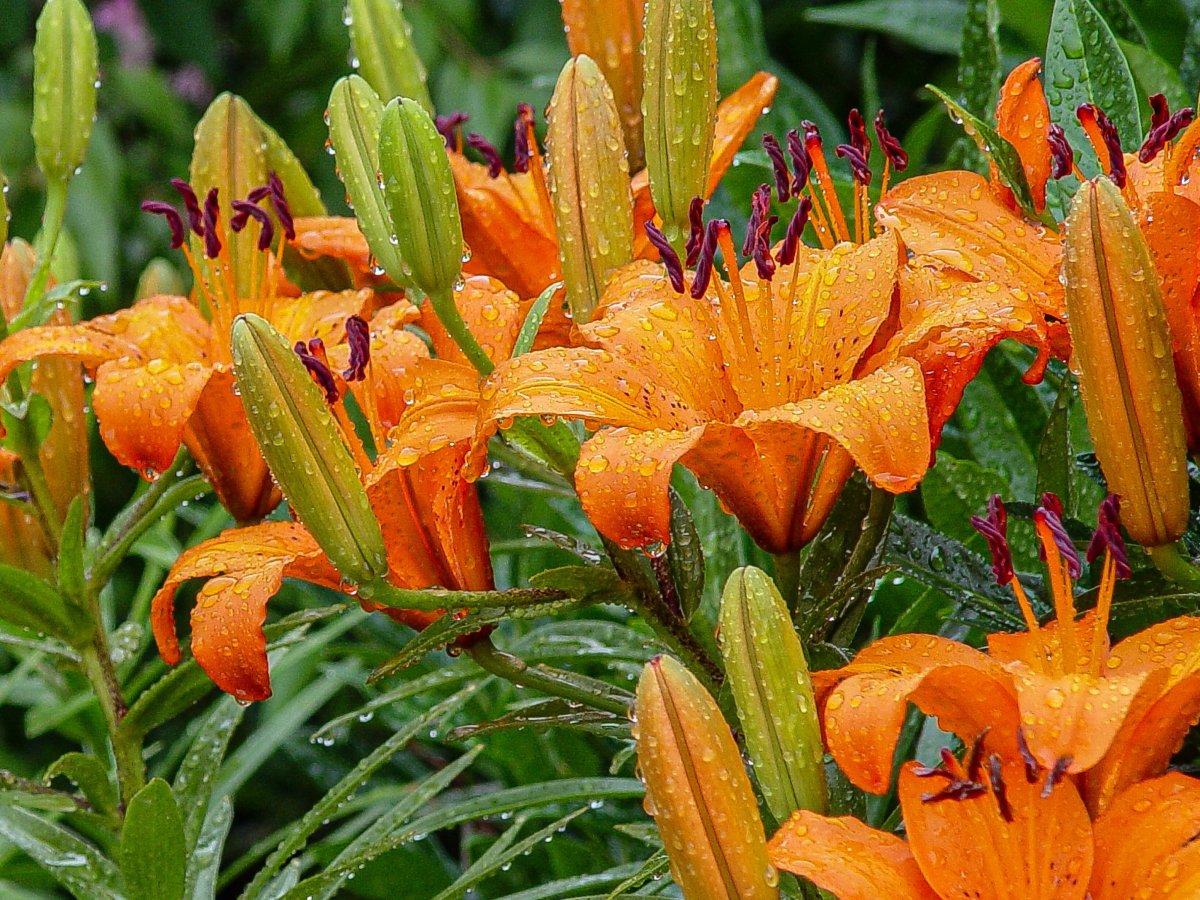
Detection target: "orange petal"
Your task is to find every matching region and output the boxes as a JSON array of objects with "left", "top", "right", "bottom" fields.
[
  {"left": 1090, "top": 774, "right": 1200, "bottom": 899},
  {"left": 736, "top": 359, "right": 932, "bottom": 493},
  {"left": 93, "top": 357, "right": 213, "bottom": 477},
  {"left": 900, "top": 758, "right": 1092, "bottom": 900},
  {"left": 376, "top": 358, "right": 483, "bottom": 476},
  {"left": 995, "top": 58, "right": 1052, "bottom": 213},
  {"left": 768, "top": 811, "right": 938, "bottom": 900},
  {"left": 269, "top": 288, "right": 374, "bottom": 345},
  {"left": 150, "top": 521, "right": 340, "bottom": 701},
  {"left": 419, "top": 274, "right": 522, "bottom": 365},
  {"left": 290, "top": 215, "right": 373, "bottom": 274},
  {"left": 877, "top": 171, "right": 1064, "bottom": 318},
  {"left": 707, "top": 72, "right": 779, "bottom": 196},
  {"left": 0, "top": 239, "right": 36, "bottom": 321}
]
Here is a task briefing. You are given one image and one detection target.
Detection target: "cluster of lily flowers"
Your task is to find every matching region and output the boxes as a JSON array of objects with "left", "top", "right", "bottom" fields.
[{"left": 5, "top": 0, "right": 1200, "bottom": 895}]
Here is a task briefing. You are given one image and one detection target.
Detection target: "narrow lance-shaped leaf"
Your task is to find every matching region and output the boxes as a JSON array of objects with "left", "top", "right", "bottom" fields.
[
  {"left": 347, "top": 0, "right": 433, "bottom": 112},
  {"left": 120, "top": 779, "right": 186, "bottom": 900}
]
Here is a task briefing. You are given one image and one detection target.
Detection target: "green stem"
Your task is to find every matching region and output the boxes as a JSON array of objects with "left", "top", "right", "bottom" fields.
[
  {"left": 427, "top": 287, "right": 494, "bottom": 377},
  {"left": 467, "top": 637, "right": 632, "bottom": 715},
  {"left": 14, "top": 180, "right": 69, "bottom": 337},
  {"left": 772, "top": 550, "right": 803, "bottom": 611},
  {"left": 1148, "top": 543, "right": 1200, "bottom": 591},
  {"left": 80, "top": 643, "right": 144, "bottom": 807}
]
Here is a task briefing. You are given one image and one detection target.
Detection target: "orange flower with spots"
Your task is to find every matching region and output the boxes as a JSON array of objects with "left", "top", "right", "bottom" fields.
[
  {"left": 150, "top": 284, "right": 512, "bottom": 701},
  {"left": 814, "top": 493, "right": 1200, "bottom": 816},
  {"left": 769, "top": 750, "right": 1200, "bottom": 900},
  {"left": 0, "top": 176, "right": 371, "bottom": 522}
]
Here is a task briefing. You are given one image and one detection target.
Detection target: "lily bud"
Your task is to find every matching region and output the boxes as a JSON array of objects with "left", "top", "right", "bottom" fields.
[
  {"left": 327, "top": 76, "right": 408, "bottom": 285},
  {"left": 1063, "top": 177, "right": 1188, "bottom": 547},
  {"left": 32, "top": 0, "right": 98, "bottom": 185},
  {"left": 560, "top": 0, "right": 645, "bottom": 169},
  {"left": 378, "top": 98, "right": 464, "bottom": 299},
  {"left": 133, "top": 258, "right": 184, "bottom": 301},
  {"left": 546, "top": 55, "right": 634, "bottom": 323},
  {"left": 346, "top": 0, "right": 434, "bottom": 113},
  {"left": 642, "top": 0, "right": 717, "bottom": 240},
  {"left": 230, "top": 314, "right": 389, "bottom": 591},
  {"left": 718, "top": 567, "right": 827, "bottom": 822},
  {"left": 634, "top": 655, "right": 779, "bottom": 899}
]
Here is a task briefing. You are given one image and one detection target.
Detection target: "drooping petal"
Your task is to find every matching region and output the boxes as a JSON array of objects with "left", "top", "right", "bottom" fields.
[
  {"left": 150, "top": 521, "right": 340, "bottom": 701},
  {"left": 994, "top": 58, "right": 1052, "bottom": 213},
  {"left": 768, "top": 811, "right": 938, "bottom": 900},
  {"left": 419, "top": 274, "right": 522, "bottom": 365},
  {"left": 900, "top": 759, "right": 1093, "bottom": 900},
  {"left": 377, "top": 358, "right": 485, "bottom": 477}
]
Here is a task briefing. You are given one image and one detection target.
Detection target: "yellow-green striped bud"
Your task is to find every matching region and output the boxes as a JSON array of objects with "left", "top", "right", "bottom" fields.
[
  {"left": 642, "top": 0, "right": 717, "bottom": 239},
  {"left": 328, "top": 76, "right": 408, "bottom": 286},
  {"left": 230, "top": 314, "right": 389, "bottom": 591},
  {"left": 134, "top": 258, "right": 184, "bottom": 300},
  {"left": 378, "top": 98, "right": 464, "bottom": 299},
  {"left": 31, "top": 0, "right": 98, "bottom": 184},
  {"left": 634, "top": 655, "right": 779, "bottom": 899},
  {"left": 718, "top": 567, "right": 826, "bottom": 823},
  {"left": 1063, "top": 177, "right": 1188, "bottom": 548},
  {"left": 546, "top": 55, "right": 634, "bottom": 324},
  {"left": 347, "top": 0, "right": 433, "bottom": 113}
]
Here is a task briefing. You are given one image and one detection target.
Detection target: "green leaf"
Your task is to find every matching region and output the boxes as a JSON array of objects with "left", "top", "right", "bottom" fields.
[
  {"left": 806, "top": 0, "right": 965, "bottom": 54},
  {"left": 1119, "top": 39, "right": 1191, "bottom": 113},
  {"left": 120, "top": 779, "right": 185, "bottom": 900},
  {"left": 446, "top": 699, "right": 632, "bottom": 742},
  {"left": 55, "top": 495, "right": 86, "bottom": 606},
  {"left": 958, "top": 0, "right": 1000, "bottom": 118},
  {"left": 184, "top": 797, "right": 233, "bottom": 900},
  {"left": 42, "top": 753, "right": 117, "bottom": 820},
  {"left": 667, "top": 488, "right": 705, "bottom": 622},
  {"left": 528, "top": 566, "right": 634, "bottom": 605},
  {"left": 713, "top": 0, "right": 769, "bottom": 91},
  {"left": 173, "top": 696, "right": 245, "bottom": 852},
  {"left": 922, "top": 454, "right": 1011, "bottom": 544},
  {"left": 0, "top": 806, "right": 121, "bottom": 898},
  {"left": 606, "top": 852, "right": 672, "bottom": 900},
  {"left": 0, "top": 564, "right": 80, "bottom": 644},
  {"left": 1036, "top": 378, "right": 1073, "bottom": 510},
  {"left": 512, "top": 281, "right": 558, "bottom": 357},
  {"left": 1045, "top": 0, "right": 1142, "bottom": 169}
]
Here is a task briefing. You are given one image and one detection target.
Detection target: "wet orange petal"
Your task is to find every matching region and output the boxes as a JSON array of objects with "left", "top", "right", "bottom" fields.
[
  {"left": 995, "top": 58, "right": 1052, "bottom": 213},
  {"left": 900, "top": 758, "right": 1092, "bottom": 900},
  {"left": 269, "top": 288, "right": 373, "bottom": 345},
  {"left": 419, "top": 274, "right": 522, "bottom": 365},
  {"left": 290, "top": 215, "right": 373, "bottom": 274},
  {"left": 377, "top": 358, "right": 483, "bottom": 477},
  {"left": 768, "top": 811, "right": 938, "bottom": 900},
  {"left": 150, "top": 521, "right": 340, "bottom": 701}
]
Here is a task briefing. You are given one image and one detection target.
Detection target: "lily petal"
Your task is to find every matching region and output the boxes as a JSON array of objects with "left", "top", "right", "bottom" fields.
[
  {"left": 419, "top": 274, "right": 522, "bottom": 366},
  {"left": 995, "top": 58, "right": 1052, "bottom": 213}
]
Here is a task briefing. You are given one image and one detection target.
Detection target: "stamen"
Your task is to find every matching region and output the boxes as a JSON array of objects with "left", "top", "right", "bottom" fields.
[
  {"left": 1149, "top": 94, "right": 1171, "bottom": 131},
  {"left": 742, "top": 184, "right": 771, "bottom": 257},
  {"left": 266, "top": 172, "right": 295, "bottom": 240},
  {"left": 835, "top": 144, "right": 871, "bottom": 184},
  {"left": 141, "top": 201, "right": 185, "bottom": 248},
  {"left": 917, "top": 749, "right": 987, "bottom": 804},
  {"left": 752, "top": 213, "right": 778, "bottom": 280},
  {"left": 294, "top": 340, "right": 339, "bottom": 404},
  {"left": 970, "top": 495, "right": 1014, "bottom": 586},
  {"left": 690, "top": 219, "right": 722, "bottom": 299},
  {"left": 762, "top": 134, "right": 791, "bottom": 201},
  {"left": 202, "top": 188, "right": 222, "bottom": 259},
  {"left": 684, "top": 196, "right": 705, "bottom": 266},
  {"left": 1015, "top": 728, "right": 1039, "bottom": 783},
  {"left": 987, "top": 754, "right": 1013, "bottom": 822},
  {"left": 1076, "top": 104, "right": 1127, "bottom": 188},
  {"left": 230, "top": 200, "right": 275, "bottom": 251},
  {"left": 1040, "top": 756, "right": 1072, "bottom": 798},
  {"left": 873, "top": 110, "right": 908, "bottom": 171},
  {"left": 1086, "top": 493, "right": 1131, "bottom": 579},
  {"left": 1047, "top": 124, "right": 1074, "bottom": 179},
  {"left": 785, "top": 129, "right": 810, "bottom": 194},
  {"left": 776, "top": 197, "right": 811, "bottom": 266},
  {"left": 466, "top": 133, "right": 504, "bottom": 178},
  {"left": 800, "top": 120, "right": 850, "bottom": 244},
  {"left": 1034, "top": 495, "right": 1081, "bottom": 579},
  {"left": 513, "top": 104, "right": 534, "bottom": 173},
  {"left": 343, "top": 315, "right": 371, "bottom": 382},
  {"left": 1139, "top": 107, "right": 1196, "bottom": 163},
  {"left": 170, "top": 178, "right": 204, "bottom": 234},
  {"left": 435, "top": 111, "right": 470, "bottom": 150},
  {"left": 965, "top": 728, "right": 990, "bottom": 781},
  {"left": 643, "top": 222, "right": 685, "bottom": 293}
]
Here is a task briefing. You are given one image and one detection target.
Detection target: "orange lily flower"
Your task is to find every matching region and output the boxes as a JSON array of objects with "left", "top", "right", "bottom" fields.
[
  {"left": 814, "top": 493, "right": 1200, "bottom": 816},
  {"left": 769, "top": 750, "right": 1200, "bottom": 900},
  {"left": 0, "top": 240, "right": 89, "bottom": 574},
  {"left": 426, "top": 111, "right": 1053, "bottom": 555},
  {"left": 0, "top": 176, "right": 372, "bottom": 522},
  {"left": 150, "top": 285, "right": 510, "bottom": 701}
]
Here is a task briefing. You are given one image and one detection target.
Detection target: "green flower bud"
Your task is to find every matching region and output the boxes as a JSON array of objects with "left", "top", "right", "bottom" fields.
[
  {"left": 378, "top": 98, "right": 464, "bottom": 299},
  {"left": 31, "top": 0, "right": 98, "bottom": 184},
  {"left": 546, "top": 55, "right": 634, "bottom": 324},
  {"left": 347, "top": 0, "right": 433, "bottom": 113},
  {"left": 642, "top": 0, "right": 717, "bottom": 239},
  {"left": 134, "top": 258, "right": 185, "bottom": 301},
  {"left": 718, "top": 567, "right": 827, "bottom": 823},
  {"left": 231, "top": 314, "right": 388, "bottom": 591}
]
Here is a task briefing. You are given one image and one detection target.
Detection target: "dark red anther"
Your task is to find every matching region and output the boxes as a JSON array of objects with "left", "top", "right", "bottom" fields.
[
  {"left": 1048, "top": 124, "right": 1074, "bottom": 179},
  {"left": 1086, "top": 493, "right": 1131, "bottom": 579},
  {"left": 847, "top": 108, "right": 871, "bottom": 161},
  {"left": 752, "top": 213, "right": 779, "bottom": 280},
  {"left": 1077, "top": 104, "right": 1127, "bottom": 188},
  {"left": 466, "top": 133, "right": 503, "bottom": 178},
  {"left": 741, "top": 184, "right": 771, "bottom": 257},
  {"left": 230, "top": 199, "right": 274, "bottom": 251},
  {"left": 435, "top": 111, "right": 470, "bottom": 149},
  {"left": 1034, "top": 493, "right": 1081, "bottom": 579},
  {"left": 987, "top": 754, "right": 1013, "bottom": 822},
  {"left": 1041, "top": 756, "right": 1072, "bottom": 799},
  {"left": 343, "top": 315, "right": 371, "bottom": 382},
  {"left": 170, "top": 178, "right": 204, "bottom": 235},
  {"left": 266, "top": 171, "right": 295, "bottom": 240},
  {"left": 919, "top": 774, "right": 987, "bottom": 804},
  {"left": 1016, "top": 727, "right": 1039, "bottom": 783},
  {"left": 762, "top": 133, "right": 791, "bottom": 202},
  {"left": 1139, "top": 106, "right": 1195, "bottom": 163},
  {"left": 970, "top": 494, "right": 1014, "bottom": 586},
  {"left": 786, "top": 129, "right": 811, "bottom": 194},
  {"left": 643, "top": 222, "right": 685, "bottom": 293},
  {"left": 834, "top": 143, "right": 871, "bottom": 185},
  {"left": 514, "top": 104, "right": 535, "bottom": 173},
  {"left": 202, "top": 188, "right": 222, "bottom": 259},
  {"left": 801, "top": 120, "right": 822, "bottom": 148},
  {"left": 141, "top": 201, "right": 185, "bottom": 249},
  {"left": 1149, "top": 94, "right": 1170, "bottom": 131},
  {"left": 294, "top": 340, "right": 339, "bottom": 404},
  {"left": 965, "top": 728, "right": 990, "bottom": 782},
  {"left": 690, "top": 220, "right": 724, "bottom": 299},
  {"left": 776, "top": 197, "right": 811, "bottom": 266},
  {"left": 685, "top": 196, "right": 705, "bottom": 266},
  {"left": 874, "top": 110, "right": 908, "bottom": 171}
]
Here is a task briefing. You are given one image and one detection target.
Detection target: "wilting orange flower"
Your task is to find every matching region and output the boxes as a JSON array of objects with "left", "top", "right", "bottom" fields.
[
  {"left": 815, "top": 493, "right": 1200, "bottom": 815},
  {"left": 150, "top": 284, "right": 511, "bottom": 701},
  {"left": 769, "top": 750, "right": 1200, "bottom": 900}
]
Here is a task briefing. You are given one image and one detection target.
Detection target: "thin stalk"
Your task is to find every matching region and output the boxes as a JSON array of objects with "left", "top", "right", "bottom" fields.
[
  {"left": 15, "top": 180, "right": 69, "bottom": 334},
  {"left": 467, "top": 637, "right": 632, "bottom": 715},
  {"left": 426, "top": 287, "right": 494, "bottom": 376},
  {"left": 1148, "top": 543, "right": 1200, "bottom": 591},
  {"left": 80, "top": 643, "right": 144, "bottom": 806},
  {"left": 772, "top": 550, "right": 803, "bottom": 612}
]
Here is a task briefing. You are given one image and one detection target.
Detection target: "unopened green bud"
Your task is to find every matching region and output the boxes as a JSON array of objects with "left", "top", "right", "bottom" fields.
[
  {"left": 635, "top": 655, "right": 779, "bottom": 899},
  {"left": 347, "top": 0, "right": 433, "bottom": 113},
  {"left": 31, "top": 0, "right": 98, "bottom": 184},
  {"left": 718, "top": 567, "right": 827, "bottom": 822},
  {"left": 230, "top": 314, "right": 388, "bottom": 590},
  {"left": 134, "top": 258, "right": 185, "bottom": 300},
  {"left": 546, "top": 55, "right": 634, "bottom": 324},
  {"left": 643, "top": 0, "right": 717, "bottom": 239},
  {"left": 328, "top": 76, "right": 407, "bottom": 286},
  {"left": 378, "top": 98, "right": 464, "bottom": 299}
]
